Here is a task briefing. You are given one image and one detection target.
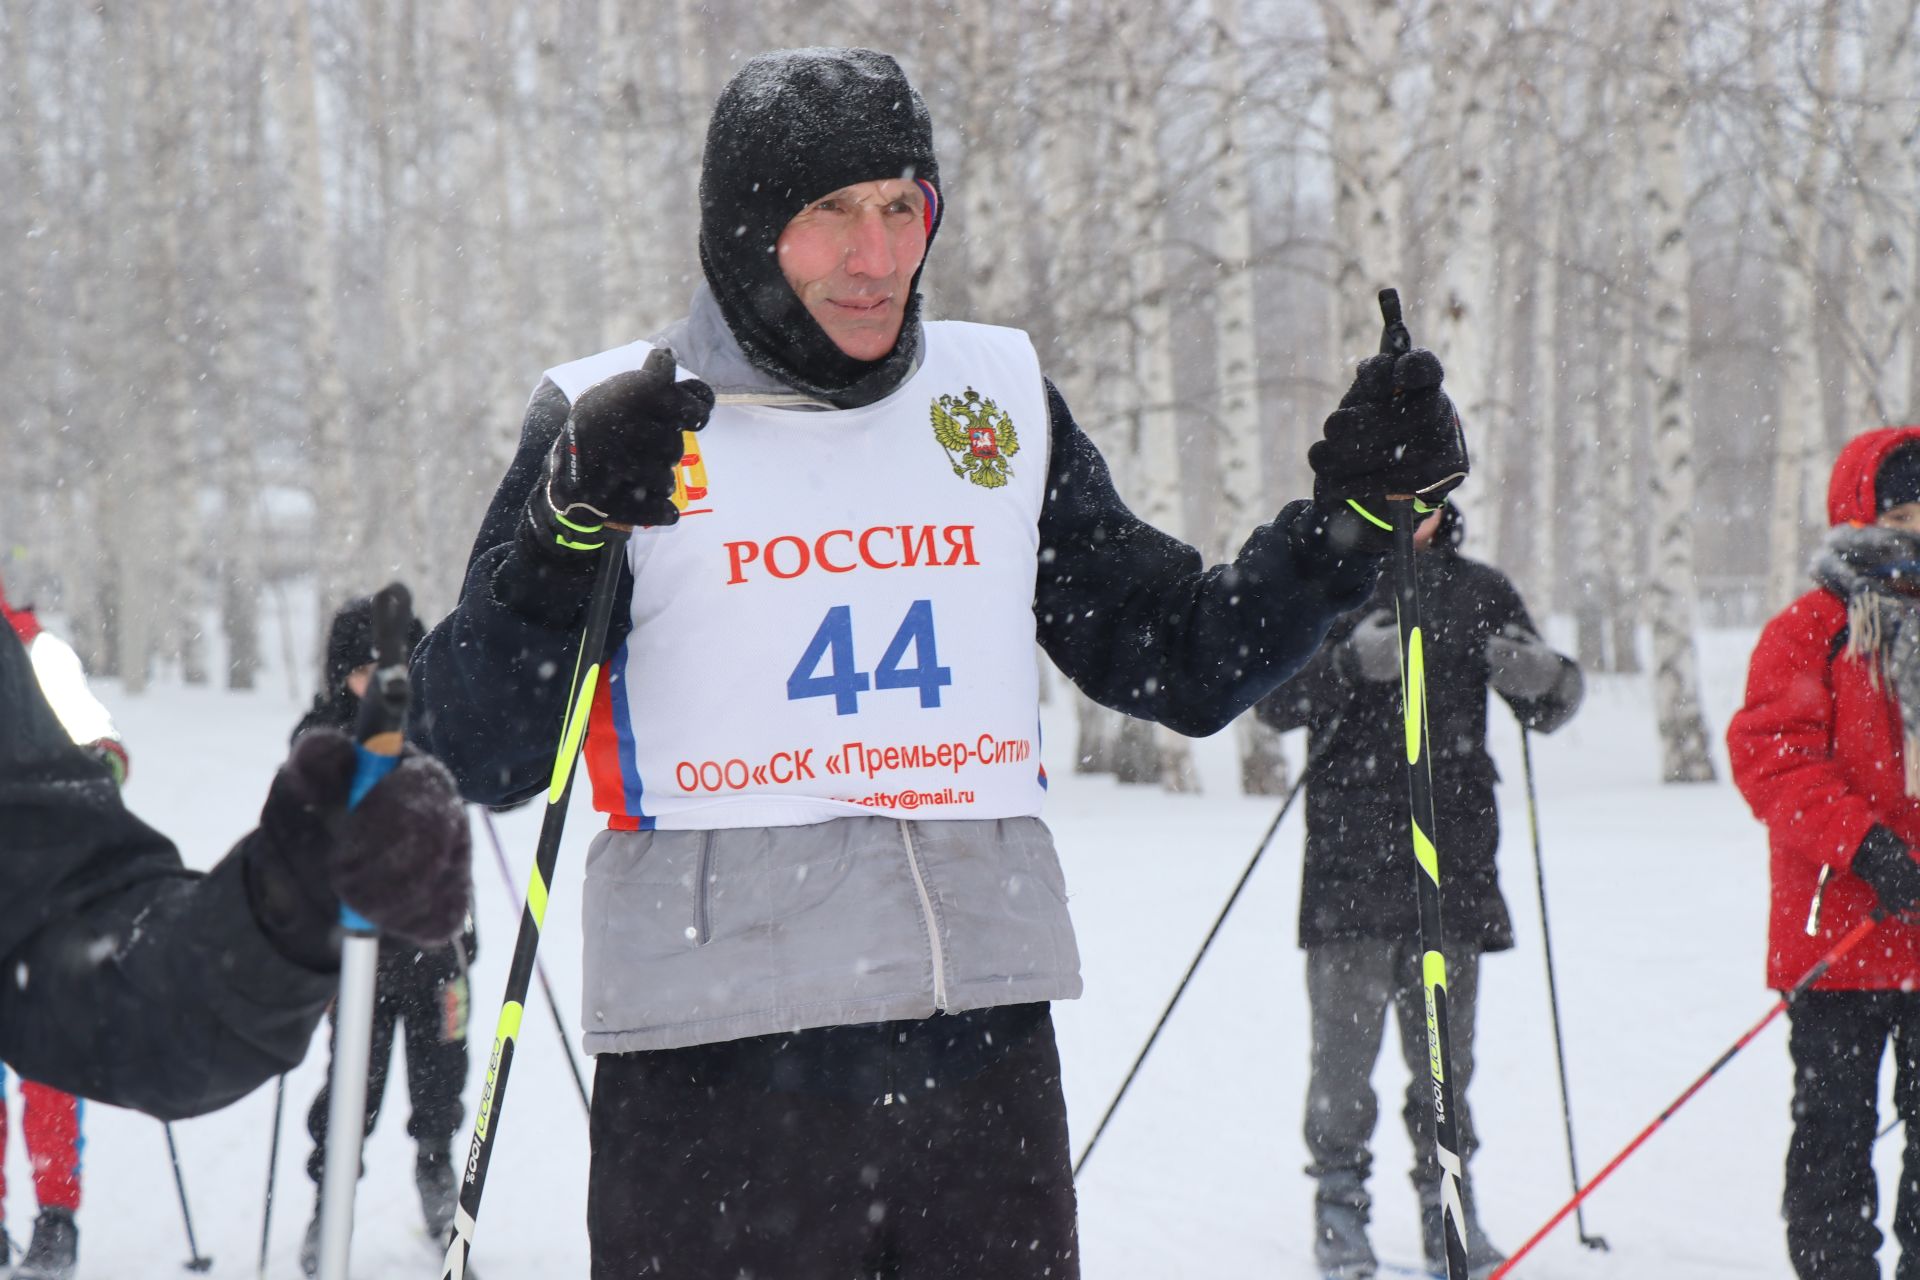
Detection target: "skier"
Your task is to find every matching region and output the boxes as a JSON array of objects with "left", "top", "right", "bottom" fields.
[
  {"left": 293, "top": 597, "right": 474, "bottom": 1276},
  {"left": 0, "top": 621, "right": 472, "bottom": 1124},
  {"left": 412, "top": 47, "right": 1467, "bottom": 1277},
  {"left": 1256, "top": 504, "right": 1582, "bottom": 1279},
  {"left": 0, "top": 579, "right": 120, "bottom": 1279},
  {"left": 1, "top": 575, "right": 127, "bottom": 785},
  {"left": 1728, "top": 427, "right": 1920, "bottom": 1280}
]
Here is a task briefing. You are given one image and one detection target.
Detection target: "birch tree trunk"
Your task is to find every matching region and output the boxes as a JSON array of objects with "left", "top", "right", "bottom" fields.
[
  {"left": 1428, "top": 0, "right": 1505, "bottom": 556},
  {"left": 1321, "top": 0, "right": 1404, "bottom": 360},
  {"left": 1765, "top": 0, "right": 1841, "bottom": 612},
  {"left": 1526, "top": 77, "right": 1563, "bottom": 617},
  {"left": 269, "top": 0, "right": 355, "bottom": 634},
  {"left": 1853, "top": 0, "right": 1919, "bottom": 425},
  {"left": 1208, "top": 0, "right": 1290, "bottom": 795},
  {"left": 1642, "top": 1, "right": 1715, "bottom": 782},
  {"left": 1114, "top": 13, "right": 1199, "bottom": 793}
]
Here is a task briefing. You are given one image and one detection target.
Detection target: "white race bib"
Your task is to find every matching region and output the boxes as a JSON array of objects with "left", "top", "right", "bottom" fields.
[{"left": 548, "top": 323, "right": 1051, "bottom": 830}]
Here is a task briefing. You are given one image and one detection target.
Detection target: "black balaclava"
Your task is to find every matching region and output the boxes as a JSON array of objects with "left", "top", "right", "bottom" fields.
[
  {"left": 698, "top": 48, "right": 943, "bottom": 409},
  {"left": 1878, "top": 442, "right": 1920, "bottom": 513}
]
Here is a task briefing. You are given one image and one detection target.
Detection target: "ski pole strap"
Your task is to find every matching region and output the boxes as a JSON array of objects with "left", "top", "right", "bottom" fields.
[{"left": 1487, "top": 911, "right": 1884, "bottom": 1279}]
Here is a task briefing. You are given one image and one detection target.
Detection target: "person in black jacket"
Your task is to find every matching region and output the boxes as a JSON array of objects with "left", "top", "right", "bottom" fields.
[
  {"left": 1257, "top": 505, "right": 1582, "bottom": 1280},
  {"left": 293, "top": 598, "right": 475, "bottom": 1277},
  {"left": 0, "top": 623, "right": 471, "bottom": 1123},
  {"left": 411, "top": 47, "right": 1468, "bottom": 1279}
]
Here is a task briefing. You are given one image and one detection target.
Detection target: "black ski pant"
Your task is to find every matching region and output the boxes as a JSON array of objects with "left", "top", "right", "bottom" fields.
[
  {"left": 306, "top": 940, "right": 470, "bottom": 1185},
  {"left": 1785, "top": 989, "right": 1920, "bottom": 1280},
  {"left": 587, "top": 1002, "right": 1079, "bottom": 1279}
]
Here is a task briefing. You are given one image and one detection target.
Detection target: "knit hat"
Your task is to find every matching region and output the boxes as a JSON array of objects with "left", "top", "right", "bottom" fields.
[
  {"left": 1878, "top": 442, "right": 1920, "bottom": 514},
  {"left": 697, "top": 48, "right": 942, "bottom": 408}
]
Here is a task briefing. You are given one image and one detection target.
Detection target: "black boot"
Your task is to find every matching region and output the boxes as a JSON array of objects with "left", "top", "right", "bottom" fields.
[
  {"left": 417, "top": 1146, "right": 457, "bottom": 1241},
  {"left": 1314, "top": 1172, "right": 1376, "bottom": 1279},
  {"left": 15, "top": 1208, "right": 77, "bottom": 1280}
]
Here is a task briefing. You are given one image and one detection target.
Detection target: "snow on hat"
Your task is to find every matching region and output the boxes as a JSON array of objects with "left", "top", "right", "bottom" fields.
[
  {"left": 698, "top": 48, "right": 943, "bottom": 408},
  {"left": 1878, "top": 441, "right": 1920, "bottom": 514}
]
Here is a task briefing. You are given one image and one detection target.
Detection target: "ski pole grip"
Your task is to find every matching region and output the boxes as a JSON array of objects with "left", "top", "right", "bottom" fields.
[{"left": 1378, "top": 288, "right": 1412, "bottom": 357}]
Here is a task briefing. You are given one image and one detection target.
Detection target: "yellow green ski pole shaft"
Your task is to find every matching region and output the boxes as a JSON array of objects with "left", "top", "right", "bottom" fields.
[
  {"left": 439, "top": 532, "right": 629, "bottom": 1280},
  {"left": 1378, "top": 288, "right": 1471, "bottom": 1280}
]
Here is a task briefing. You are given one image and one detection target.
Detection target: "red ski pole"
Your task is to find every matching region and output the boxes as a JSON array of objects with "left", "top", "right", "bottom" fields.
[{"left": 1489, "top": 911, "right": 1882, "bottom": 1279}]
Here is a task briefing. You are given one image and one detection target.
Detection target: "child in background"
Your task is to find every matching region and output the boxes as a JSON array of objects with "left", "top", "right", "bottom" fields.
[
  {"left": 1730, "top": 427, "right": 1920, "bottom": 1280},
  {"left": 295, "top": 596, "right": 475, "bottom": 1276}
]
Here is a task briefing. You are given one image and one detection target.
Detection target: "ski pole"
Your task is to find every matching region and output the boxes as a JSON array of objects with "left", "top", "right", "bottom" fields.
[
  {"left": 1488, "top": 911, "right": 1884, "bottom": 1279},
  {"left": 1519, "top": 725, "right": 1608, "bottom": 1252},
  {"left": 164, "top": 1122, "right": 214, "bottom": 1271},
  {"left": 1073, "top": 759, "right": 1309, "bottom": 1178},
  {"left": 441, "top": 530, "right": 630, "bottom": 1280},
  {"left": 258, "top": 1074, "right": 286, "bottom": 1278},
  {"left": 316, "top": 582, "right": 415, "bottom": 1280},
  {"left": 1375, "top": 287, "right": 1472, "bottom": 1280},
  {"left": 479, "top": 806, "right": 592, "bottom": 1117}
]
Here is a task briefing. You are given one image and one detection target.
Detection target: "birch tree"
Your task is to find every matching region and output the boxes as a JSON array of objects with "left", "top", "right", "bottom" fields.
[
  {"left": 1210, "top": 0, "right": 1290, "bottom": 794},
  {"left": 1764, "top": 0, "right": 1841, "bottom": 612},
  {"left": 1321, "top": 0, "right": 1405, "bottom": 360},
  {"left": 1641, "top": 0, "right": 1716, "bottom": 781},
  {"left": 1428, "top": 0, "right": 1506, "bottom": 555},
  {"left": 1851, "top": 0, "right": 1919, "bottom": 425}
]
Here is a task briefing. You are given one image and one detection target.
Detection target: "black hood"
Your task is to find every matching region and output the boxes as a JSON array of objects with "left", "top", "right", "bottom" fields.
[
  {"left": 698, "top": 48, "right": 942, "bottom": 408},
  {"left": 322, "top": 596, "right": 426, "bottom": 696}
]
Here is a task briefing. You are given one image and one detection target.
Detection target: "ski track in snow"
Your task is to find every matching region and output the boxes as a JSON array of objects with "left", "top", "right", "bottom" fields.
[{"left": 35, "top": 621, "right": 1892, "bottom": 1276}]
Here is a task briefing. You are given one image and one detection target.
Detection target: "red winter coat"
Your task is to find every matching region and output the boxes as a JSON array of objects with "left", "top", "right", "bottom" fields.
[{"left": 1729, "top": 426, "right": 1920, "bottom": 991}]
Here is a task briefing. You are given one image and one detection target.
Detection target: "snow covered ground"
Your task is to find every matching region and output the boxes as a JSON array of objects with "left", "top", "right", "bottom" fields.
[{"left": 21, "top": 617, "right": 1891, "bottom": 1277}]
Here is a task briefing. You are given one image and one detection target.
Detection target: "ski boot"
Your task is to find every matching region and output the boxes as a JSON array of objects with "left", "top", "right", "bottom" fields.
[
  {"left": 14, "top": 1208, "right": 77, "bottom": 1280},
  {"left": 1419, "top": 1195, "right": 1506, "bottom": 1280},
  {"left": 417, "top": 1145, "right": 458, "bottom": 1241},
  {"left": 1314, "top": 1173, "right": 1377, "bottom": 1279}
]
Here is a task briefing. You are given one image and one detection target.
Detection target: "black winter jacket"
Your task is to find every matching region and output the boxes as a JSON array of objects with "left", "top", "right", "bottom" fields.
[
  {"left": 413, "top": 373, "right": 1385, "bottom": 805},
  {"left": 1257, "top": 546, "right": 1578, "bottom": 952},
  {"left": 0, "top": 628, "right": 334, "bottom": 1119}
]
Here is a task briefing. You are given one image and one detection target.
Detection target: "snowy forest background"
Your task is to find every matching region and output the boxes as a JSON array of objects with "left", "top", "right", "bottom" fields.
[{"left": 1, "top": 0, "right": 1913, "bottom": 792}]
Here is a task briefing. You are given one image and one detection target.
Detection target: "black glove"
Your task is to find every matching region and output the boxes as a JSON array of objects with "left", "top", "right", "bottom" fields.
[
  {"left": 1308, "top": 348, "right": 1469, "bottom": 527},
  {"left": 243, "top": 730, "right": 474, "bottom": 967},
  {"left": 1852, "top": 825, "right": 1920, "bottom": 915},
  {"left": 528, "top": 347, "right": 716, "bottom": 552}
]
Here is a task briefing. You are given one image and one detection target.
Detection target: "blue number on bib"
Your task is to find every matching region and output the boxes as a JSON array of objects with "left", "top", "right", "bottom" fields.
[
  {"left": 874, "top": 599, "right": 953, "bottom": 708},
  {"left": 788, "top": 601, "right": 953, "bottom": 715},
  {"left": 786, "top": 605, "right": 870, "bottom": 715}
]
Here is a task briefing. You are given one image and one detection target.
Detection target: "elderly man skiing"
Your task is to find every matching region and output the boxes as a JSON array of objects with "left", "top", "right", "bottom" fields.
[{"left": 414, "top": 47, "right": 1467, "bottom": 1278}]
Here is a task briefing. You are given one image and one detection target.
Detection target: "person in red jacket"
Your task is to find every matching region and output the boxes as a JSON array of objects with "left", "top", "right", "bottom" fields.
[{"left": 1729, "top": 425, "right": 1920, "bottom": 1280}]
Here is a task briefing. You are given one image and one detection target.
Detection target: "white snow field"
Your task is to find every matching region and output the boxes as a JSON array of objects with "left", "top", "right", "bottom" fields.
[{"left": 23, "top": 619, "right": 1900, "bottom": 1277}]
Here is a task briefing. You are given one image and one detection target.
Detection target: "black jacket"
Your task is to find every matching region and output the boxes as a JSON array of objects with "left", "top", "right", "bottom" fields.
[
  {"left": 413, "top": 375, "right": 1385, "bottom": 805},
  {"left": 0, "top": 628, "right": 334, "bottom": 1119},
  {"left": 1257, "top": 545, "right": 1578, "bottom": 951}
]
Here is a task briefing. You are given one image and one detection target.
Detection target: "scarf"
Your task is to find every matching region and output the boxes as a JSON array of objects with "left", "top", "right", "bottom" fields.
[{"left": 1813, "top": 522, "right": 1920, "bottom": 797}]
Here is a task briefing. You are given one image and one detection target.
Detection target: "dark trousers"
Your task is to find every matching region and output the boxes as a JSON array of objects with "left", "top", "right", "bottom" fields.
[
  {"left": 1785, "top": 990, "right": 1920, "bottom": 1280},
  {"left": 587, "top": 1003, "right": 1079, "bottom": 1279},
  {"left": 1303, "top": 938, "right": 1482, "bottom": 1205},
  {"left": 306, "top": 941, "right": 470, "bottom": 1184}
]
